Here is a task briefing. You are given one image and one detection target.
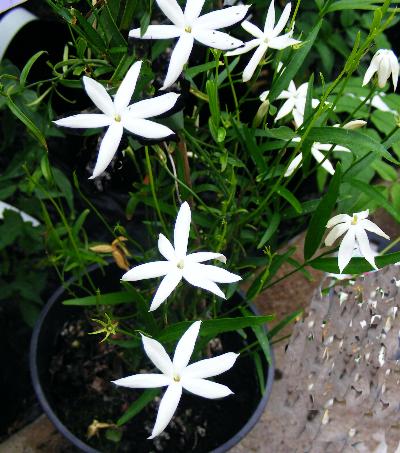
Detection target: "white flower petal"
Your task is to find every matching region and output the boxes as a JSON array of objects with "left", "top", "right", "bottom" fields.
[
  {"left": 342, "top": 120, "right": 367, "bottom": 130},
  {"left": 90, "top": 122, "right": 123, "bottom": 178},
  {"left": 316, "top": 143, "right": 349, "bottom": 152},
  {"left": 275, "top": 97, "right": 296, "bottom": 122},
  {"left": 53, "top": 114, "right": 111, "bottom": 129},
  {"left": 183, "top": 352, "right": 239, "bottom": 379},
  {"left": 182, "top": 270, "right": 226, "bottom": 298},
  {"left": 242, "top": 20, "right": 264, "bottom": 39},
  {"left": 188, "top": 263, "right": 241, "bottom": 283},
  {"left": 292, "top": 107, "right": 304, "bottom": 128},
  {"left": 284, "top": 152, "right": 303, "bottom": 177},
  {"left": 128, "top": 93, "right": 180, "bottom": 119},
  {"left": 161, "top": 34, "right": 194, "bottom": 90},
  {"left": 357, "top": 209, "right": 369, "bottom": 221},
  {"left": 325, "top": 223, "right": 349, "bottom": 247},
  {"left": 142, "top": 335, "right": 173, "bottom": 375},
  {"left": 150, "top": 270, "right": 182, "bottom": 311},
  {"left": 155, "top": 0, "right": 184, "bottom": 26},
  {"left": 225, "top": 39, "right": 261, "bottom": 57},
  {"left": 158, "top": 234, "right": 176, "bottom": 261},
  {"left": 182, "top": 378, "right": 233, "bottom": 399},
  {"left": 122, "top": 116, "right": 174, "bottom": 139},
  {"left": 369, "top": 95, "right": 392, "bottom": 112},
  {"left": 359, "top": 219, "right": 389, "bottom": 240},
  {"left": 243, "top": 42, "right": 269, "bottom": 82},
  {"left": 297, "top": 82, "right": 309, "bottom": 97},
  {"left": 377, "top": 57, "right": 391, "bottom": 88},
  {"left": 184, "top": 0, "right": 205, "bottom": 24},
  {"left": 129, "top": 25, "right": 181, "bottom": 39},
  {"left": 355, "top": 227, "right": 377, "bottom": 270},
  {"left": 114, "top": 61, "right": 142, "bottom": 112},
  {"left": 362, "top": 63, "right": 377, "bottom": 87},
  {"left": 264, "top": 0, "right": 275, "bottom": 33},
  {"left": 194, "top": 28, "right": 243, "bottom": 50},
  {"left": 272, "top": 2, "right": 291, "bottom": 36},
  {"left": 122, "top": 261, "right": 173, "bottom": 281},
  {"left": 185, "top": 252, "right": 226, "bottom": 264},
  {"left": 389, "top": 51, "right": 399, "bottom": 91},
  {"left": 326, "top": 214, "right": 351, "bottom": 229},
  {"left": 173, "top": 321, "right": 201, "bottom": 373},
  {"left": 338, "top": 229, "right": 356, "bottom": 273},
  {"left": 112, "top": 374, "right": 170, "bottom": 388},
  {"left": 148, "top": 384, "right": 182, "bottom": 439},
  {"left": 269, "top": 34, "right": 300, "bottom": 50},
  {"left": 311, "top": 147, "right": 335, "bottom": 175},
  {"left": 196, "top": 5, "right": 250, "bottom": 30},
  {"left": 174, "top": 201, "right": 191, "bottom": 259},
  {"left": 276, "top": 89, "right": 291, "bottom": 100},
  {"left": 83, "top": 76, "right": 114, "bottom": 117}
]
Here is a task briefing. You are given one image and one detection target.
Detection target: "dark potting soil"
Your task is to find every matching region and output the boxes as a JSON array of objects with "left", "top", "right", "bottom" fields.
[{"left": 48, "top": 313, "right": 264, "bottom": 453}]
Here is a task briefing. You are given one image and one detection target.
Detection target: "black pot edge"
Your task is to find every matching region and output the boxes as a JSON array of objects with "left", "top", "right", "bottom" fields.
[{"left": 30, "top": 265, "right": 275, "bottom": 453}]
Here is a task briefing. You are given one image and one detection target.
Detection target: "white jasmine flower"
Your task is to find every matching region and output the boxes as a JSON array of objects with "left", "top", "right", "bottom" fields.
[
  {"left": 363, "top": 49, "right": 399, "bottom": 91},
  {"left": 54, "top": 61, "right": 179, "bottom": 178},
  {"left": 365, "top": 94, "right": 396, "bottom": 114},
  {"left": 122, "top": 202, "right": 241, "bottom": 311},
  {"left": 325, "top": 210, "right": 390, "bottom": 273},
  {"left": 285, "top": 137, "right": 350, "bottom": 177},
  {"left": 261, "top": 80, "right": 319, "bottom": 128},
  {"left": 226, "top": 1, "right": 300, "bottom": 82},
  {"left": 0, "top": 201, "right": 40, "bottom": 226},
  {"left": 129, "top": 0, "right": 249, "bottom": 90},
  {"left": 112, "top": 321, "right": 238, "bottom": 439},
  {"left": 0, "top": 0, "right": 28, "bottom": 14}
]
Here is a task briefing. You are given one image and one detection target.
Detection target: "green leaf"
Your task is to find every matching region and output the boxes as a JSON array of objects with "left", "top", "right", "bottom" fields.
[
  {"left": 267, "top": 310, "right": 302, "bottom": 340},
  {"left": 310, "top": 252, "right": 400, "bottom": 274},
  {"left": 157, "top": 316, "right": 274, "bottom": 344},
  {"left": 349, "top": 179, "right": 400, "bottom": 223},
  {"left": 6, "top": 97, "right": 47, "bottom": 150},
  {"left": 20, "top": 51, "right": 47, "bottom": 87},
  {"left": 257, "top": 212, "right": 280, "bottom": 249},
  {"left": 276, "top": 186, "right": 302, "bottom": 214},
  {"left": 304, "top": 164, "right": 341, "bottom": 260},
  {"left": 71, "top": 9, "right": 107, "bottom": 52},
  {"left": 307, "top": 127, "right": 397, "bottom": 164},
  {"left": 63, "top": 291, "right": 136, "bottom": 306},
  {"left": 117, "top": 389, "right": 159, "bottom": 426},
  {"left": 268, "top": 20, "right": 322, "bottom": 103}
]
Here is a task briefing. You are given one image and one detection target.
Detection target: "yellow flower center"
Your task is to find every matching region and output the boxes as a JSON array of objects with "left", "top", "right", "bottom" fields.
[
  {"left": 173, "top": 374, "right": 181, "bottom": 382},
  {"left": 185, "top": 26, "right": 192, "bottom": 33},
  {"left": 351, "top": 215, "right": 358, "bottom": 225},
  {"left": 177, "top": 259, "right": 185, "bottom": 270},
  {"left": 114, "top": 114, "right": 121, "bottom": 122}
]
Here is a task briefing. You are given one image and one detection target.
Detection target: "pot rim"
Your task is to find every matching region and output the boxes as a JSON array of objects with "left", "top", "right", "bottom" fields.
[{"left": 30, "top": 264, "right": 275, "bottom": 453}]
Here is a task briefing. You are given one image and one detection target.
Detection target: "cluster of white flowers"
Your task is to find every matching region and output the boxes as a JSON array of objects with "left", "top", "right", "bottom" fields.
[{"left": 50, "top": 0, "right": 396, "bottom": 440}]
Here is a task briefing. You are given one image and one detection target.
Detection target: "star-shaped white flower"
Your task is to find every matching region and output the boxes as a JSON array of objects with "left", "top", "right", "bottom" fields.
[
  {"left": 285, "top": 137, "right": 350, "bottom": 177},
  {"left": 226, "top": 1, "right": 300, "bottom": 82},
  {"left": 325, "top": 210, "right": 390, "bottom": 273},
  {"left": 129, "top": 0, "right": 249, "bottom": 89},
  {"left": 122, "top": 202, "right": 241, "bottom": 311},
  {"left": 260, "top": 80, "right": 319, "bottom": 128},
  {"left": 363, "top": 49, "right": 399, "bottom": 91},
  {"left": 112, "top": 321, "right": 238, "bottom": 439},
  {"left": 54, "top": 61, "right": 179, "bottom": 178}
]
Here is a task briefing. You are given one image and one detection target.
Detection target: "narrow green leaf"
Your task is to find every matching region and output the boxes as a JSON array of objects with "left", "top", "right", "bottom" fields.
[
  {"left": 276, "top": 186, "right": 302, "bottom": 214},
  {"left": 6, "top": 97, "right": 47, "bottom": 150},
  {"left": 257, "top": 212, "right": 280, "bottom": 249},
  {"left": 63, "top": 291, "right": 135, "bottom": 306},
  {"left": 349, "top": 179, "right": 400, "bottom": 223},
  {"left": 310, "top": 252, "right": 400, "bottom": 274},
  {"left": 267, "top": 310, "right": 303, "bottom": 340},
  {"left": 307, "top": 127, "right": 398, "bottom": 164},
  {"left": 20, "top": 51, "right": 47, "bottom": 87},
  {"left": 157, "top": 316, "right": 274, "bottom": 344},
  {"left": 304, "top": 164, "right": 341, "bottom": 260},
  {"left": 117, "top": 389, "right": 159, "bottom": 426}
]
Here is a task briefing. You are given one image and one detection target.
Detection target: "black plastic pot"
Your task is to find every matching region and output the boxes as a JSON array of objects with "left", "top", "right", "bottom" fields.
[{"left": 30, "top": 264, "right": 274, "bottom": 453}]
